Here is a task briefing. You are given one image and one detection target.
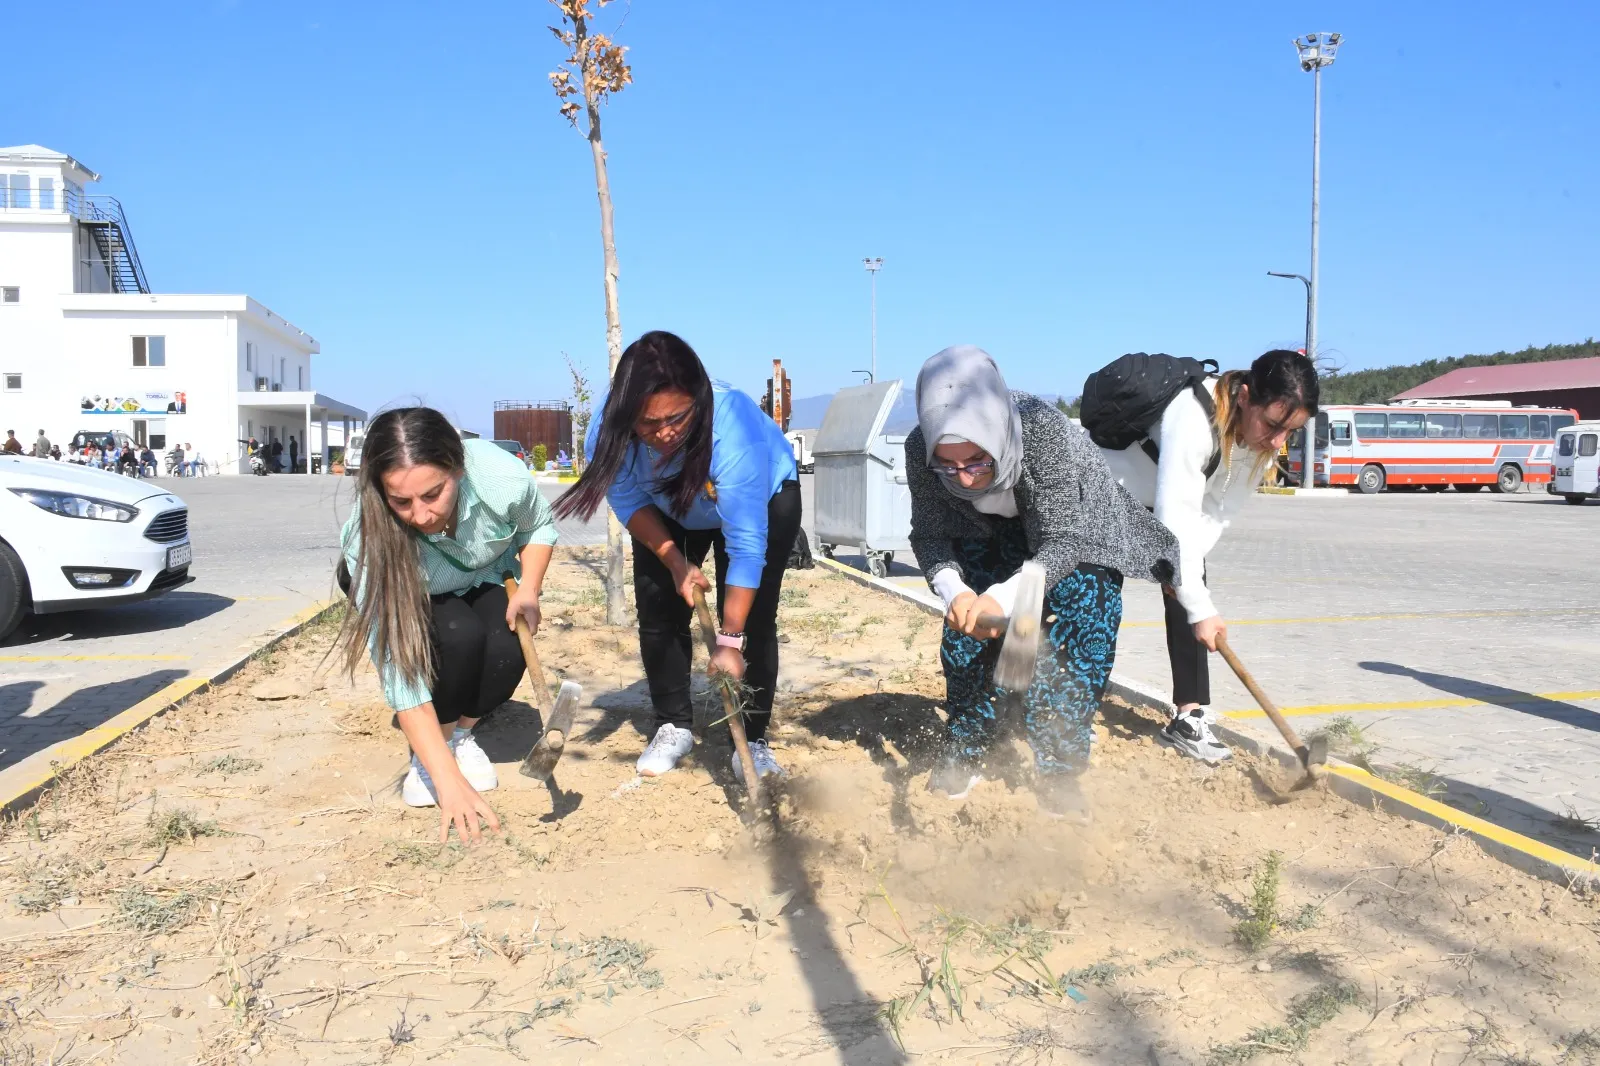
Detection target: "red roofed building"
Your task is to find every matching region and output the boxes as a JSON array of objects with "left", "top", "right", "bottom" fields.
[{"left": 1394, "top": 357, "right": 1600, "bottom": 419}]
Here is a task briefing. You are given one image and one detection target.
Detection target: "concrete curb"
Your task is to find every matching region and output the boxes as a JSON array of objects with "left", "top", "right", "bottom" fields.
[
  {"left": 812, "top": 560, "right": 1600, "bottom": 891},
  {"left": 0, "top": 598, "right": 340, "bottom": 815},
  {"left": 815, "top": 556, "right": 943, "bottom": 616},
  {"left": 1108, "top": 673, "right": 1599, "bottom": 890}
]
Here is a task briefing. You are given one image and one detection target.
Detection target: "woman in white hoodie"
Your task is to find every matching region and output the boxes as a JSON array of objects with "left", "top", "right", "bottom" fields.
[{"left": 1099, "top": 349, "right": 1319, "bottom": 762}]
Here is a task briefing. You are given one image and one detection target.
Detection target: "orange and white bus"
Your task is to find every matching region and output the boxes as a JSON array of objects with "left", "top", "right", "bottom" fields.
[{"left": 1287, "top": 401, "right": 1577, "bottom": 494}]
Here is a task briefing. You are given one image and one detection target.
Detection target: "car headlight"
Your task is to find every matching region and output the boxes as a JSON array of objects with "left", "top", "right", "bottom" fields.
[{"left": 9, "top": 488, "right": 139, "bottom": 522}]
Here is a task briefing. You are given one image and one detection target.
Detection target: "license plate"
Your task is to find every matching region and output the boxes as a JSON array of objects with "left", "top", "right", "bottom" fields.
[{"left": 167, "top": 542, "right": 193, "bottom": 569}]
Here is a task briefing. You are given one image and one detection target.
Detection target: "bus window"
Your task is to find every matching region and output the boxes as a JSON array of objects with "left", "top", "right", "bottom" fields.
[
  {"left": 1559, "top": 434, "right": 1576, "bottom": 457},
  {"left": 1499, "top": 414, "right": 1530, "bottom": 439},
  {"left": 1425, "top": 413, "right": 1460, "bottom": 438},
  {"left": 1354, "top": 412, "right": 1387, "bottom": 439},
  {"left": 1530, "top": 414, "right": 1550, "bottom": 438},
  {"left": 1330, "top": 421, "right": 1351, "bottom": 444},
  {"left": 1582, "top": 435, "right": 1598, "bottom": 458},
  {"left": 1388, "top": 412, "right": 1424, "bottom": 438},
  {"left": 1314, "top": 412, "right": 1329, "bottom": 448},
  {"left": 1463, "top": 414, "right": 1499, "bottom": 438},
  {"left": 1552, "top": 414, "right": 1576, "bottom": 434}
]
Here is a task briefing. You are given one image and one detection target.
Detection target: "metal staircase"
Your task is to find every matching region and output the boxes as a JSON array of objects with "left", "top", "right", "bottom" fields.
[{"left": 77, "top": 195, "right": 151, "bottom": 294}]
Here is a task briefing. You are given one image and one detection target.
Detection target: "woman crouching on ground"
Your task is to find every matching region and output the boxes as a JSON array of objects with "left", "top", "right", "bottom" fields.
[
  {"left": 1096, "top": 349, "right": 1318, "bottom": 764},
  {"left": 907, "top": 346, "right": 1180, "bottom": 821},
  {"left": 554, "top": 330, "right": 800, "bottom": 782},
  {"left": 336, "top": 406, "right": 558, "bottom": 842}
]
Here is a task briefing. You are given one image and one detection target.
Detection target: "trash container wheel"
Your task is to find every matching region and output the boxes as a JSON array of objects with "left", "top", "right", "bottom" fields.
[{"left": 819, "top": 544, "right": 835, "bottom": 559}]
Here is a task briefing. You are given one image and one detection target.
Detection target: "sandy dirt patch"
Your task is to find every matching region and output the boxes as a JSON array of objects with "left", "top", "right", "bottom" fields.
[{"left": 2, "top": 548, "right": 1598, "bottom": 1065}]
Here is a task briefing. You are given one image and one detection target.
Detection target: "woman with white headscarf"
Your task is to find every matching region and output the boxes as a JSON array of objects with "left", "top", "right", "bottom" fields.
[{"left": 905, "top": 346, "right": 1181, "bottom": 821}]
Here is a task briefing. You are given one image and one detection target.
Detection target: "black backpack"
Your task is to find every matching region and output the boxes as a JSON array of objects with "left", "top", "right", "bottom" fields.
[{"left": 1080, "top": 352, "right": 1222, "bottom": 478}]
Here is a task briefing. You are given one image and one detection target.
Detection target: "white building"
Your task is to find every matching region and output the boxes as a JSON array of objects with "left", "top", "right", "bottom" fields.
[{"left": 0, "top": 145, "right": 365, "bottom": 473}]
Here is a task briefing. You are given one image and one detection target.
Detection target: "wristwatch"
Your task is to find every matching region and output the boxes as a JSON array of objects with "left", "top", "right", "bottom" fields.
[{"left": 715, "top": 630, "right": 747, "bottom": 652}]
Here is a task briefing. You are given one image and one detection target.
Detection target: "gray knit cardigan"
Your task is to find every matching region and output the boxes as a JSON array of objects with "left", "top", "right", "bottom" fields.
[{"left": 905, "top": 392, "right": 1182, "bottom": 590}]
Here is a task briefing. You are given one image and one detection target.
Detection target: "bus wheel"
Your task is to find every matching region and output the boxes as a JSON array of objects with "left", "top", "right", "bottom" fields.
[
  {"left": 1358, "top": 464, "right": 1386, "bottom": 495},
  {"left": 1493, "top": 465, "right": 1523, "bottom": 494}
]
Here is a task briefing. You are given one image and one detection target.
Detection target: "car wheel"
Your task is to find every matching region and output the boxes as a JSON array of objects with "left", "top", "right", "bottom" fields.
[
  {"left": 1564, "top": 494, "right": 1588, "bottom": 506},
  {"left": 0, "top": 540, "right": 28, "bottom": 642},
  {"left": 1493, "top": 465, "right": 1523, "bottom": 494},
  {"left": 1358, "top": 464, "right": 1386, "bottom": 495}
]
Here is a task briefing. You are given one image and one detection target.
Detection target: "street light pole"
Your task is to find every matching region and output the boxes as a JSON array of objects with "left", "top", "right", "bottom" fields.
[
  {"left": 863, "top": 257, "right": 883, "bottom": 385},
  {"left": 1292, "top": 31, "right": 1341, "bottom": 489}
]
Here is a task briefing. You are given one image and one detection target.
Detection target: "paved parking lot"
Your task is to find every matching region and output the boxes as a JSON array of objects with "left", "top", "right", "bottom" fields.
[
  {"left": 0, "top": 474, "right": 604, "bottom": 775},
  {"left": 817, "top": 483, "right": 1600, "bottom": 860}
]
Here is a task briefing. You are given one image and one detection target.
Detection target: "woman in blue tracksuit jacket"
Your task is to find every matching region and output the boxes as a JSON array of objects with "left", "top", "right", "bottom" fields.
[{"left": 554, "top": 331, "right": 799, "bottom": 781}]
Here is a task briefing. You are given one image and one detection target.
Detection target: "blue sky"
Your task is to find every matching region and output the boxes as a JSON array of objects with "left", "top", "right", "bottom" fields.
[{"left": 6, "top": 0, "right": 1596, "bottom": 433}]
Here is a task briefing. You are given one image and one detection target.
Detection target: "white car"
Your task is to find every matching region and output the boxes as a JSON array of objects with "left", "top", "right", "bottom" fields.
[{"left": 0, "top": 455, "right": 194, "bottom": 640}]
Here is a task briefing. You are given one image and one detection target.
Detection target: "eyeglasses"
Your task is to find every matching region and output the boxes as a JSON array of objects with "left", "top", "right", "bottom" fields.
[
  {"left": 635, "top": 405, "right": 694, "bottom": 436},
  {"left": 930, "top": 458, "right": 995, "bottom": 478}
]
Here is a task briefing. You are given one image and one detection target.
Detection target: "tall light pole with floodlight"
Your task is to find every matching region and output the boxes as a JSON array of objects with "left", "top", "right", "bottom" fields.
[
  {"left": 1293, "top": 30, "right": 1341, "bottom": 489},
  {"left": 863, "top": 257, "right": 883, "bottom": 384}
]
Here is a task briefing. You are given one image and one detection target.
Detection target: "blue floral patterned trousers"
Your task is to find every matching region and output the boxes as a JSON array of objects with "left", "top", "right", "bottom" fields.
[{"left": 940, "top": 520, "right": 1123, "bottom": 777}]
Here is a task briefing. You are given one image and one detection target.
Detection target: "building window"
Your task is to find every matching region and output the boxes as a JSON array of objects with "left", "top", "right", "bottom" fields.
[
  {"left": 3, "top": 373, "right": 20, "bottom": 392},
  {"left": 132, "top": 335, "right": 167, "bottom": 367},
  {"left": 279, "top": 357, "right": 285, "bottom": 385},
  {"left": 1, "top": 287, "right": 17, "bottom": 303},
  {"left": 245, "top": 342, "right": 254, "bottom": 373},
  {"left": 297, "top": 366, "right": 304, "bottom": 390},
  {"left": 38, "top": 177, "right": 54, "bottom": 211},
  {"left": 3, "top": 174, "right": 30, "bottom": 209}
]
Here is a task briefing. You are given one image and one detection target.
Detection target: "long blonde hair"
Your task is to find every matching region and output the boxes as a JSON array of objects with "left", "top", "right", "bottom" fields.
[{"left": 335, "top": 408, "right": 465, "bottom": 687}]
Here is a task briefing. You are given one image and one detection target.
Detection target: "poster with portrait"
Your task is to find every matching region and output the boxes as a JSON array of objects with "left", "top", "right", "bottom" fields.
[{"left": 81, "top": 391, "right": 189, "bottom": 415}]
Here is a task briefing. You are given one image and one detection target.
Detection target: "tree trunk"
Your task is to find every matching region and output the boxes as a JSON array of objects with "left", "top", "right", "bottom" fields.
[{"left": 578, "top": 14, "right": 629, "bottom": 627}]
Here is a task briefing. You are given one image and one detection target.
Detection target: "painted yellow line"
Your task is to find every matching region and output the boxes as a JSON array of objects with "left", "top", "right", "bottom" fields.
[
  {"left": 1327, "top": 764, "right": 1599, "bottom": 877},
  {"left": 1120, "top": 605, "right": 1600, "bottom": 630},
  {"left": 1223, "top": 689, "right": 1600, "bottom": 720},
  {"left": 0, "top": 654, "right": 190, "bottom": 662}
]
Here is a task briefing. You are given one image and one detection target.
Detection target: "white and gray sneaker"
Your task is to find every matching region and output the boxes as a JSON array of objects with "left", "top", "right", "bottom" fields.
[
  {"left": 637, "top": 723, "right": 695, "bottom": 777},
  {"left": 731, "top": 739, "right": 785, "bottom": 782},
  {"left": 1158, "top": 706, "right": 1233, "bottom": 764},
  {"left": 451, "top": 731, "right": 498, "bottom": 792},
  {"left": 401, "top": 755, "right": 438, "bottom": 807}
]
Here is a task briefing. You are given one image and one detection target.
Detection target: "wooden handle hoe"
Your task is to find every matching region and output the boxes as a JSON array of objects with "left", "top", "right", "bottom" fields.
[
  {"left": 691, "top": 587, "right": 762, "bottom": 808},
  {"left": 1215, "top": 634, "right": 1327, "bottom": 789},
  {"left": 503, "top": 573, "right": 582, "bottom": 782}
]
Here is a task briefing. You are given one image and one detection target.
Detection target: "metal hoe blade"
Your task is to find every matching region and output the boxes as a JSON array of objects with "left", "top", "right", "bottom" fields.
[
  {"left": 993, "top": 561, "right": 1047, "bottom": 693},
  {"left": 521, "top": 680, "right": 583, "bottom": 781}
]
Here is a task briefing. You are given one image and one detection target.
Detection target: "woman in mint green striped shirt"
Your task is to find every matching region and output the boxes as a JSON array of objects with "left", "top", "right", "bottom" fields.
[{"left": 336, "top": 407, "right": 557, "bottom": 843}]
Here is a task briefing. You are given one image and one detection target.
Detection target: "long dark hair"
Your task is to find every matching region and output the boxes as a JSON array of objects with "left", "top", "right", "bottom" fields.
[
  {"left": 335, "top": 407, "right": 466, "bottom": 688},
  {"left": 1214, "top": 348, "right": 1320, "bottom": 457},
  {"left": 554, "top": 330, "right": 715, "bottom": 521}
]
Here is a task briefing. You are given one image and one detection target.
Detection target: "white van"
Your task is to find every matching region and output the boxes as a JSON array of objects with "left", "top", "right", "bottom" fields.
[
  {"left": 1552, "top": 421, "right": 1600, "bottom": 504},
  {"left": 343, "top": 433, "right": 364, "bottom": 477}
]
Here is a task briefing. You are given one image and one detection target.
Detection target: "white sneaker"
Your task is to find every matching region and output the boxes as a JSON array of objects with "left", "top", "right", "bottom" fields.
[
  {"left": 451, "top": 731, "right": 498, "bottom": 792},
  {"left": 637, "top": 723, "right": 695, "bottom": 777},
  {"left": 1157, "top": 706, "right": 1233, "bottom": 763},
  {"left": 731, "top": 739, "right": 785, "bottom": 782},
  {"left": 402, "top": 755, "right": 438, "bottom": 807}
]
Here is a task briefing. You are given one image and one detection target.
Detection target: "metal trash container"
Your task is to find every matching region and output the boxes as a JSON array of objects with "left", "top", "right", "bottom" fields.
[{"left": 813, "top": 379, "right": 913, "bottom": 579}]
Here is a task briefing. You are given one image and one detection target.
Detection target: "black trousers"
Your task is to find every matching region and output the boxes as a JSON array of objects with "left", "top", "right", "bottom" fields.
[
  {"left": 631, "top": 481, "right": 802, "bottom": 743},
  {"left": 1163, "top": 566, "right": 1210, "bottom": 707},
  {"left": 338, "top": 565, "right": 525, "bottom": 725}
]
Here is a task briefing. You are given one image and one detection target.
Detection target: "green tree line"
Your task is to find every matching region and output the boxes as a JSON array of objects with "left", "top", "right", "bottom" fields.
[{"left": 1315, "top": 338, "right": 1599, "bottom": 404}]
